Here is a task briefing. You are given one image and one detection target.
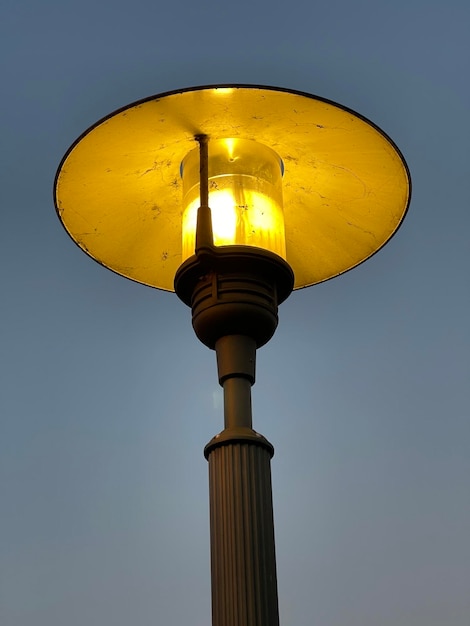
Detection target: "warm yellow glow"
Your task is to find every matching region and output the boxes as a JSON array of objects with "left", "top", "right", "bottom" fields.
[
  {"left": 224, "top": 138, "right": 236, "bottom": 160},
  {"left": 181, "top": 138, "right": 286, "bottom": 261},
  {"left": 182, "top": 188, "right": 286, "bottom": 259},
  {"left": 213, "top": 88, "right": 234, "bottom": 96},
  {"left": 54, "top": 86, "right": 411, "bottom": 291}
]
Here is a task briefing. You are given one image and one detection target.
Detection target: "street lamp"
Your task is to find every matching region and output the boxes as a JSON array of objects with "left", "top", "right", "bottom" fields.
[{"left": 54, "top": 84, "right": 411, "bottom": 626}]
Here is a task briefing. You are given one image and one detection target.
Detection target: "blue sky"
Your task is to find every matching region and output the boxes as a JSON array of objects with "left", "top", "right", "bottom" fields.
[{"left": 1, "top": 1, "right": 469, "bottom": 625}]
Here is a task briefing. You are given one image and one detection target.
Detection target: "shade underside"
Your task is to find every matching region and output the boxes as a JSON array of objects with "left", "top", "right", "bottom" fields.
[{"left": 54, "top": 85, "right": 411, "bottom": 291}]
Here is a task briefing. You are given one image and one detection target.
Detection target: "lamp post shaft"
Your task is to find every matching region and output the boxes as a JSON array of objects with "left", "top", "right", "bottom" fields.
[{"left": 205, "top": 335, "right": 280, "bottom": 626}]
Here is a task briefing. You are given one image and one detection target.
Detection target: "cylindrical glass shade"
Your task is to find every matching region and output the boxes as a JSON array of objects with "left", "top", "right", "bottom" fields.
[{"left": 181, "top": 138, "right": 286, "bottom": 261}]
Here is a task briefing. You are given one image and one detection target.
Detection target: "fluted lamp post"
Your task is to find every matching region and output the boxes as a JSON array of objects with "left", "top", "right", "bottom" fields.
[{"left": 54, "top": 85, "right": 411, "bottom": 626}]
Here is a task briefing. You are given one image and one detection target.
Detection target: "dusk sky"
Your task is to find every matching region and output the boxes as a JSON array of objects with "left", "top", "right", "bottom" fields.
[{"left": 2, "top": 1, "right": 469, "bottom": 625}]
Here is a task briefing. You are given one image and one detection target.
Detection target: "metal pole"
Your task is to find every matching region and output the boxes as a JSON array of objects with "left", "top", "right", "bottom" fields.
[
  {"left": 204, "top": 335, "right": 280, "bottom": 626},
  {"left": 195, "top": 134, "right": 214, "bottom": 254}
]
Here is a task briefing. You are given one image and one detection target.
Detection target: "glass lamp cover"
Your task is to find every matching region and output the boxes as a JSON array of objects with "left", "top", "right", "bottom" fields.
[{"left": 181, "top": 138, "right": 286, "bottom": 261}]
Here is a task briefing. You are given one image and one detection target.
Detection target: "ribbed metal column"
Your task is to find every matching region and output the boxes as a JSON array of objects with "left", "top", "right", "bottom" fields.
[
  {"left": 205, "top": 434, "right": 279, "bottom": 626},
  {"left": 203, "top": 335, "right": 280, "bottom": 626}
]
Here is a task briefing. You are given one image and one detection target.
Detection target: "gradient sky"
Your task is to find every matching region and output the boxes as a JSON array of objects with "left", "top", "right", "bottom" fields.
[{"left": 1, "top": 1, "right": 469, "bottom": 625}]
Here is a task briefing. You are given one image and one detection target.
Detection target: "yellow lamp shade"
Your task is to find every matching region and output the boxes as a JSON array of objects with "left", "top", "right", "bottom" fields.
[
  {"left": 54, "top": 85, "right": 411, "bottom": 291},
  {"left": 181, "top": 138, "right": 286, "bottom": 261}
]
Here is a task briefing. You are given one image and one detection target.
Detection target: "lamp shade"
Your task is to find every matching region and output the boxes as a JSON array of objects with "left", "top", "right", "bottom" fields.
[{"left": 54, "top": 85, "right": 411, "bottom": 291}]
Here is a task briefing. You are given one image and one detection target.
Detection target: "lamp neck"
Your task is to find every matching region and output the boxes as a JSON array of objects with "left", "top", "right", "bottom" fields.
[{"left": 216, "top": 335, "right": 256, "bottom": 430}]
